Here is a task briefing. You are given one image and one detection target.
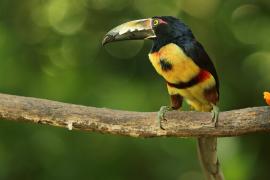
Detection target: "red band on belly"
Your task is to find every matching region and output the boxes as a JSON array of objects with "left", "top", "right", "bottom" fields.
[
  {"left": 197, "top": 70, "right": 211, "bottom": 82},
  {"left": 167, "top": 69, "right": 211, "bottom": 89}
]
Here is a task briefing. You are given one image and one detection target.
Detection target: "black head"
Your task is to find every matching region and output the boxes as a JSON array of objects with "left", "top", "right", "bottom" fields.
[{"left": 151, "top": 16, "right": 194, "bottom": 40}]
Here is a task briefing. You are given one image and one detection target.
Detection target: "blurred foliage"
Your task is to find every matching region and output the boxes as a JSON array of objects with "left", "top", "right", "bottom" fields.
[{"left": 0, "top": 0, "right": 270, "bottom": 179}]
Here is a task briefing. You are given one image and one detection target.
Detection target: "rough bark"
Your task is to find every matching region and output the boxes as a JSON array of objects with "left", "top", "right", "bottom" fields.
[{"left": 0, "top": 93, "right": 269, "bottom": 137}]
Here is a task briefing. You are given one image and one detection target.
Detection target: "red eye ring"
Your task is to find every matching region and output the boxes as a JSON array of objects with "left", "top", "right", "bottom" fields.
[
  {"left": 153, "top": 18, "right": 168, "bottom": 26},
  {"left": 158, "top": 19, "right": 168, "bottom": 24}
]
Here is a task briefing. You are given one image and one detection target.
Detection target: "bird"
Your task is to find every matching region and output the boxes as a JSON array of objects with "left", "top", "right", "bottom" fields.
[{"left": 102, "top": 16, "right": 224, "bottom": 180}]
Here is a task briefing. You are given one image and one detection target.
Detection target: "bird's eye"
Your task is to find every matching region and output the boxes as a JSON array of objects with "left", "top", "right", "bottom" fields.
[{"left": 153, "top": 19, "right": 159, "bottom": 26}]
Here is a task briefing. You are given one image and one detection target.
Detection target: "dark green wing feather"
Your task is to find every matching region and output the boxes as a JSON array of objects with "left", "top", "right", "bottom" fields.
[{"left": 175, "top": 39, "right": 219, "bottom": 95}]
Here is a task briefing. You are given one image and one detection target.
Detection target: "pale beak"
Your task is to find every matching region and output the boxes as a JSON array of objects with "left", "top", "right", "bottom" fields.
[{"left": 102, "top": 18, "right": 156, "bottom": 46}]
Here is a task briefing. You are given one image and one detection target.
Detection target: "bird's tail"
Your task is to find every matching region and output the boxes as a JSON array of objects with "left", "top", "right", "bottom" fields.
[{"left": 197, "top": 137, "right": 224, "bottom": 180}]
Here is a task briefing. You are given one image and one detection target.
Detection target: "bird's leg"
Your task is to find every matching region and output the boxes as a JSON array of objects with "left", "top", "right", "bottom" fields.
[
  {"left": 211, "top": 104, "right": 219, "bottom": 127},
  {"left": 157, "top": 94, "right": 183, "bottom": 130},
  {"left": 157, "top": 106, "right": 172, "bottom": 130}
]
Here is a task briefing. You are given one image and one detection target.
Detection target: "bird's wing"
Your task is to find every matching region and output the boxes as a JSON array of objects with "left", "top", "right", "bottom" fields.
[{"left": 176, "top": 39, "right": 219, "bottom": 94}]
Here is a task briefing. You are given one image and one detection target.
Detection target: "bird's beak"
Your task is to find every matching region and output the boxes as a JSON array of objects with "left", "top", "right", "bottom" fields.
[{"left": 102, "top": 18, "right": 156, "bottom": 46}]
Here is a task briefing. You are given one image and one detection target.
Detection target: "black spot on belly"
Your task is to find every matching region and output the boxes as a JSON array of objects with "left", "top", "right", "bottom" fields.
[{"left": 160, "top": 59, "right": 172, "bottom": 71}]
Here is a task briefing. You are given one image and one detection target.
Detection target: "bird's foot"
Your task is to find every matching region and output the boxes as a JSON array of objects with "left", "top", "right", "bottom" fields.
[
  {"left": 211, "top": 104, "right": 219, "bottom": 127},
  {"left": 157, "top": 106, "right": 172, "bottom": 130}
]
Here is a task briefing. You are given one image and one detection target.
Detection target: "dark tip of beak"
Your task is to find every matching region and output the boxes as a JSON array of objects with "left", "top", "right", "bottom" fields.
[{"left": 102, "top": 35, "right": 115, "bottom": 46}]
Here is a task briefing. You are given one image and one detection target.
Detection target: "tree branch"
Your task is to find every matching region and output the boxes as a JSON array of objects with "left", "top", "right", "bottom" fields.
[{"left": 0, "top": 93, "right": 269, "bottom": 137}]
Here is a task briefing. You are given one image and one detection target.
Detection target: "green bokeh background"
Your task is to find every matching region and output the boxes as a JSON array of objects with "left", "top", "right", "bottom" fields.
[{"left": 0, "top": 0, "right": 270, "bottom": 179}]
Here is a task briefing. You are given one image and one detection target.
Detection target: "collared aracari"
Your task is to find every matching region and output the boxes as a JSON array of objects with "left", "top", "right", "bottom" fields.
[{"left": 103, "top": 16, "right": 224, "bottom": 180}]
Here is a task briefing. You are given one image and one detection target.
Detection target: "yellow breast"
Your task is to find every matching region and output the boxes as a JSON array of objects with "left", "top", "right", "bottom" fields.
[{"left": 148, "top": 43, "right": 200, "bottom": 83}]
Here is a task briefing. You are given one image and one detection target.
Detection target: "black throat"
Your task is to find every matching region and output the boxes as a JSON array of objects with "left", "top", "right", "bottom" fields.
[
  {"left": 150, "top": 36, "right": 195, "bottom": 53},
  {"left": 150, "top": 36, "right": 188, "bottom": 53},
  {"left": 151, "top": 38, "right": 173, "bottom": 53}
]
